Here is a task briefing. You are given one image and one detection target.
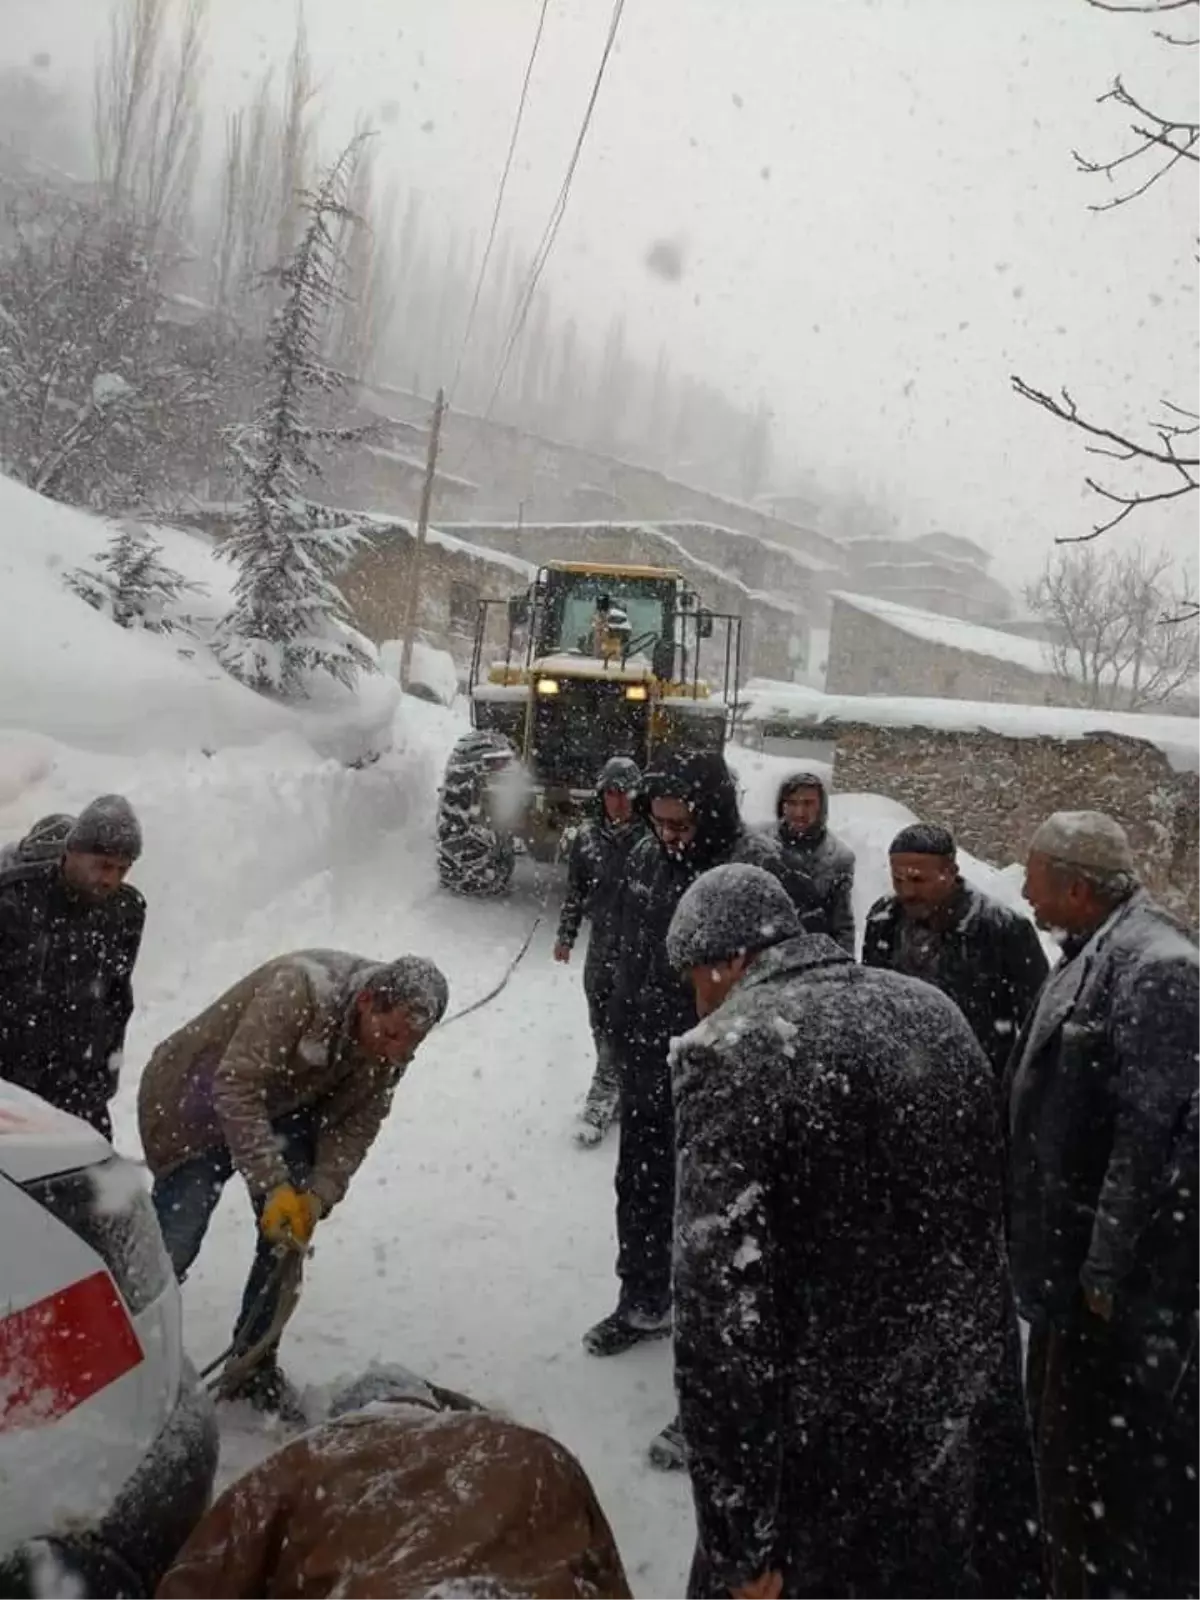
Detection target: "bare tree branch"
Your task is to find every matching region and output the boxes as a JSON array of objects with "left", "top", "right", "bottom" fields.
[
  {"left": 1073, "top": 76, "right": 1199, "bottom": 208},
  {"left": 1027, "top": 542, "right": 1199, "bottom": 707}
]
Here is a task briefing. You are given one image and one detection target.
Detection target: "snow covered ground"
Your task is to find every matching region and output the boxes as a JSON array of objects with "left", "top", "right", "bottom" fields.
[{"left": 0, "top": 477, "right": 1048, "bottom": 1595}]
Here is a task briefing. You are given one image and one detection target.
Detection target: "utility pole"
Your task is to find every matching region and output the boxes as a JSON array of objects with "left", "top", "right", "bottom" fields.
[{"left": 399, "top": 387, "right": 446, "bottom": 691}]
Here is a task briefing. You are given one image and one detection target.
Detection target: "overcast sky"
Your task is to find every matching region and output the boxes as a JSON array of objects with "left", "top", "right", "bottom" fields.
[{"left": 7, "top": 0, "right": 1198, "bottom": 590}]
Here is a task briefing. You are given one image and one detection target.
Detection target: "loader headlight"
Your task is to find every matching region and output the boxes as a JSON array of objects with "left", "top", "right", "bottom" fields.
[
  {"left": 536, "top": 677, "right": 560, "bottom": 695},
  {"left": 625, "top": 685, "right": 648, "bottom": 701}
]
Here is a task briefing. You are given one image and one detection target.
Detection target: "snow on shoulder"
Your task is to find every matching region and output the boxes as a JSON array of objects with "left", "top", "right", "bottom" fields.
[{"left": 738, "top": 681, "right": 1199, "bottom": 774}]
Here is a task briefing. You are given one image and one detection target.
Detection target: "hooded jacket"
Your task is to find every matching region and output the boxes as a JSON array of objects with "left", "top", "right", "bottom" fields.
[
  {"left": 0, "top": 856, "right": 145, "bottom": 1136},
  {"left": 555, "top": 766, "right": 647, "bottom": 1018},
  {"left": 606, "top": 751, "right": 785, "bottom": 1054},
  {"left": 156, "top": 1402, "right": 632, "bottom": 1599},
  {"left": 863, "top": 880, "right": 1049, "bottom": 1078},
  {"left": 671, "top": 933, "right": 1040, "bottom": 1598},
  {"left": 138, "top": 950, "right": 412, "bottom": 1209},
  {"left": 1004, "top": 888, "right": 1198, "bottom": 1331},
  {"left": 771, "top": 772, "right": 857, "bottom": 953}
]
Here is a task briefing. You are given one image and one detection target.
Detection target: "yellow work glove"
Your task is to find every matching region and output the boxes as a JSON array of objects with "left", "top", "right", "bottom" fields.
[{"left": 260, "top": 1183, "right": 322, "bottom": 1249}]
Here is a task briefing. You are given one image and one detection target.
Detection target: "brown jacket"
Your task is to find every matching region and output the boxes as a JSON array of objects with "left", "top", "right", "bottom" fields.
[
  {"left": 156, "top": 1406, "right": 633, "bottom": 1599},
  {"left": 138, "top": 950, "right": 403, "bottom": 1206}
]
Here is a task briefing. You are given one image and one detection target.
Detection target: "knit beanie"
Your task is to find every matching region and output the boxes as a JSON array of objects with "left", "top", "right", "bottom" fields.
[
  {"left": 364, "top": 956, "right": 450, "bottom": 1027},
  {"left": 66, "top": 795, "right": 143, "bottom": 860},
  {"left": 889, "top": 822, "right": 955, "bottom": 858},
  {"left": 667, "top": 862, "right": 799, "bottom": 971},
  {"left": 1028, "top": 811, "right": 1136, "bottom": 876}
]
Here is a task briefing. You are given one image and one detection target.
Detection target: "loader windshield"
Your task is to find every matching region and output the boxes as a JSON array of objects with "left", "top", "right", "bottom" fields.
[{"left": 542, "top": 573, "right": 673, "bottom": 661}]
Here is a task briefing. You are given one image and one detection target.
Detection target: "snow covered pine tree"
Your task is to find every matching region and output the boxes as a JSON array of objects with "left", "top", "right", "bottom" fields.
[
  {"left": 66, "top": 522, "right": 199, "bottom": 633},
  {"left": 215, "top": 137, "right": 375, "bottom": 698}
]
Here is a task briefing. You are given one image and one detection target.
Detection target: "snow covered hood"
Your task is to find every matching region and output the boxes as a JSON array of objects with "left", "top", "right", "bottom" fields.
[
  {"left": 532, "top": 652, "right": 655, "bottom": 682},
  {"left": 739, "top": 682, "right": 1200, "bottom": 774},
  {"left": 0, "top": 1080, "right": 112, "bottom": 1184}
]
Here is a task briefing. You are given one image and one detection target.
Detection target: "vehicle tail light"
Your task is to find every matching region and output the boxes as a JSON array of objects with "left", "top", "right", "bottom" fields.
[{"left": 23, "top": 1160, "right": 171, "bottom": 1316}]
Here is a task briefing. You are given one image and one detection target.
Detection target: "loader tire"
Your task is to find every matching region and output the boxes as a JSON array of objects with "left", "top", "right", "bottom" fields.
[{"left": 436, "top": 731, "right": 517, "bottom": 897}]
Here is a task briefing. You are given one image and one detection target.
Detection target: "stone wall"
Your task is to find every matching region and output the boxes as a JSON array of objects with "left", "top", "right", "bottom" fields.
[
  {"left": 819, "top": 720, "right": 1198, "bottom": 925},
  {"left": 826, "top": 594, "right": 1082, "bottom": 705}
]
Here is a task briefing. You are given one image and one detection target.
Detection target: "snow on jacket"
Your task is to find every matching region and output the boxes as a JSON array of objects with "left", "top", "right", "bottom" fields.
[
  {"left": 0, "top": 857, "right": 145, "bottom": 1136},
  {"left": 769, "top": 773, "right": 856, "bottom": 953},
  {"left": 138, "top": 950, "right": 408, "bottom": 1209},
  {"left": 671, "top": 933, "right": 1040, "bottom": 1598},
  {"left": 862, "top": 880, "right": 1049, "bottom": 1078},
  {"left": 155, "top": 1404, "right": 633, "bottom": 1599},
  {"left": 555, "top": 809, "right": 648, "bottom": 1013},
  {"left": 1004, "top": 888, "right": 1199, "bottom": 1330}
]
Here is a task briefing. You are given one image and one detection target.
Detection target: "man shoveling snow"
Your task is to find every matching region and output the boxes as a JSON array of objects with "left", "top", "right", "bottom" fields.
[
  {"left": 138, "top": 950, "right": 449, "bottom": 1418},
  {"left": 155, "top": 1365, "right": 633, "bottom": 1599}
]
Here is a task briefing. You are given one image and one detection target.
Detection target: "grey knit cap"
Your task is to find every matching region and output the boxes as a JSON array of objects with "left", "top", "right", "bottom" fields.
[
  {"left": 596, "top": 756, "right": 640, "bottom": 794},
  {"left": 362, "top": 955, "right": 449, "bottom": 1026},
  {"left": 66, "top": 795, "right": 142, "bottom": 860},
  {"left": 667, "top": 862, "right": 799, "bottom": 971},
  {"left": 1028, "top": 811, "right": 1136, "bottom": 877}
]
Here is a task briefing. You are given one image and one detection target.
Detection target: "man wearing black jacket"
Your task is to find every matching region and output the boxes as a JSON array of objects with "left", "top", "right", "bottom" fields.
[
  {"left": 862, "top": 821, "right": 1048, "bottom": 1078},
  {"left": 1007, "top": 810, "right": 1198, "bottom": 1600},
  {"left": 771, "top": 770, "right": 856, "bottom": 953},
  {"left": 666, "top": 864, "right": 1040, "bottom": 1599},
  {"left": 553, "top": 756, "right": 645, "bottom": 1147},
  {"left": 0, "top": 794, "right": 146, "bottom": 1138},
  {"left": 582, "top": 751, "right": 787, "bottom": 1467}
]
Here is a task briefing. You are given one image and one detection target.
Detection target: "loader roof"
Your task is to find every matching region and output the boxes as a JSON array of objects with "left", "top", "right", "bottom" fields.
[{"left": 543, "top": 560, "right": 682, "bottom": 581}]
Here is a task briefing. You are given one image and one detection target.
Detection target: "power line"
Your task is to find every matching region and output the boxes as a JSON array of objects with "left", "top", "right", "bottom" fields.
[
  {"left": 469, "top": 0, "right": 627, "bottom": 446},
  {"left": 449, "top": 0, "right": 552, "bottom": 403}
]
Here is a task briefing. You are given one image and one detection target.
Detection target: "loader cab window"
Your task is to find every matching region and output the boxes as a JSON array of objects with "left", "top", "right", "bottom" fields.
[{"left": 542, "top": 575, "right": 672, "bottom": 668}]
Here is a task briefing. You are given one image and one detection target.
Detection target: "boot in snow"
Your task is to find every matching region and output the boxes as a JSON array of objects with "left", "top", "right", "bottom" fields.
[
  {"left": 647, "top": 1414, "right": 687, "bottom": 1472},
  {"left": 582, "top": 1305, "right": 670, "bottom": 1357},
  {"left": 221, "top": 1356, "right": 306, "bottom": 1425},
  {"left": 574, "top": 1093, "right": 618, "bottom": 1147}
]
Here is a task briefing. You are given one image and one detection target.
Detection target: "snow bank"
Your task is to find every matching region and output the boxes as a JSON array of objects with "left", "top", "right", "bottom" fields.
[
  {"left": 380, "top": 639, "right": 461, "bottom": 707},
  {"left": 0, "top": 475, "right": 398, "bottom": 763},
  {"left": 739, "top": 680, "right": 1200, "bottom": 774}
]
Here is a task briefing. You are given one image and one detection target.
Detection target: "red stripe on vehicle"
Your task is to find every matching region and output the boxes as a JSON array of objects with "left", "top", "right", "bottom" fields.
[{"left": 0, "top": 1270, "right": 144, "bottom": 1429}]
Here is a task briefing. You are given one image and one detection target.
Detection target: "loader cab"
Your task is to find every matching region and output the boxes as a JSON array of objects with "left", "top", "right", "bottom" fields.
[{"left": 531, "top": 565, "right": 679, "bottom": 681}]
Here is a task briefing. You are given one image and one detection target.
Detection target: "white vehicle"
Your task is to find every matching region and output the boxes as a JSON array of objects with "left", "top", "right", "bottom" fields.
[{"left": 0, "top": 1082, "right": 217, "bottom": 1597}]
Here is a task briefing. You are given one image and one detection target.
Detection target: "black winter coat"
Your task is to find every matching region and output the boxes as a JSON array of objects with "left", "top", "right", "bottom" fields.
[
  {"left": 772, "top": 826, "right": 856, "bottom": 954},
  {"left": 554, "top": 812, "right": 647, "bottom": 1018},
  {"left": 863, "top": 882, "right": 1048, "bottom": 1078},
  {"left": 1004, "top": 888, "right": 1199, "bottom": 1334},
  {"left": 770, "top": 772, "right": 857, "bottom": 953},
  {"left": 0, "top": 859, "right": 146, "bottom": 1137},
  {"left": 672, "top": 935, "right": 1040, "bottom": 1599},
  {"left": 607, "top": 827, "right": 784, "bottom": 1064}
]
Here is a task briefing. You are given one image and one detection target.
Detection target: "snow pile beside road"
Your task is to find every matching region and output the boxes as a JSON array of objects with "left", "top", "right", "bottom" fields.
[{"left": 0, "top": 474, "right": 398, "bottom": 763}]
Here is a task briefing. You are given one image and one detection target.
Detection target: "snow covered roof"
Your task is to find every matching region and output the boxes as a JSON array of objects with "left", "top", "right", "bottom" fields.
[
  {"left": 738, "top": 682, "right": 1200, "bottom": 774},
  {"left": 356, "top": 514, "right": 535, "bottom": 580},
  {"left": 363, "top": 444, "right": 480, "bottom": 495},
  {"left": 832, "top": 590, "right": 1064, "bottom": 677}
]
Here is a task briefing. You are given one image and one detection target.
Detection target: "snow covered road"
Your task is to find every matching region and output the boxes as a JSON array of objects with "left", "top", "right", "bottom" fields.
[
  {"left": 1, "top": 684, "right": 1039, "bottom": 1598},
  {"left": 55, "top": 701, "right": 697, "bottom": 1598}
]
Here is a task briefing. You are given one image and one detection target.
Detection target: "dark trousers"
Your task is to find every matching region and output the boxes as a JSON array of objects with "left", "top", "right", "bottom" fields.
[
  {"left": 1027, "top": 1312, "right": 1199, "bottom": 1598},
  {"left": 150, "top": 1109, "right": 317, "bottom": 1358},
  {"left": 614, "top": 1029, "right": 674, "bottom": 1316},
  {"left": 583, "top": 983, "right": 621, "bottom": 1116}
]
